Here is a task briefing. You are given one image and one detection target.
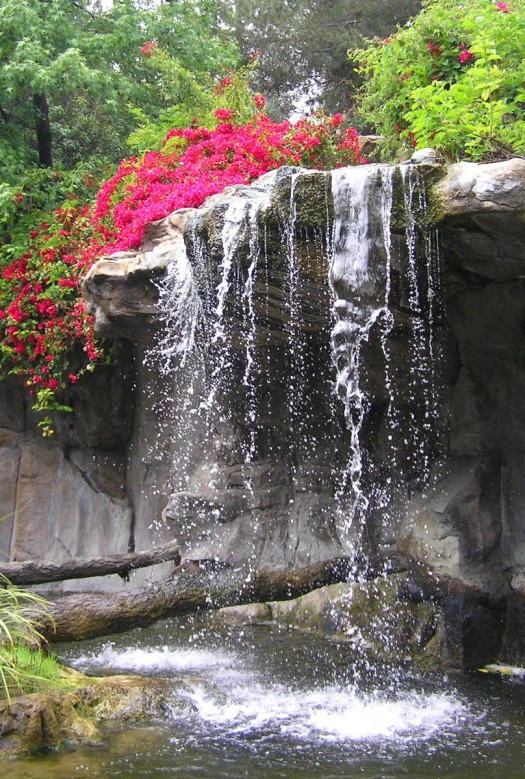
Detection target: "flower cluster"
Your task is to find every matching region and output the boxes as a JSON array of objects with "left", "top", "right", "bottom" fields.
[
  {"left": 0, "top": 106, "right": 365, "bottom": 433},
  {"left": 93, "top": 111, "right": 365, "bottom": 254},
  {"left": 140, "top": 41, "right": 158, "bottom": 58},
  {"left": 0, "top": 198, "right": 103, "bottom": 432},
  {"left": 458, "top": 44, "right": 474, "bottom": 64}
]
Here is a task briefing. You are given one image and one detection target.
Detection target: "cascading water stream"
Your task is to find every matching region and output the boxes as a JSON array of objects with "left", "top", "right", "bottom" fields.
[
  {"left": 329, "top": 165, "right": 395, "bottom": 552},
  {"left": 329, "top": 163, "right": 444, "bottom": 557},
  {"left": 142, "top": 162, "right": 445, "bottom": 570}
]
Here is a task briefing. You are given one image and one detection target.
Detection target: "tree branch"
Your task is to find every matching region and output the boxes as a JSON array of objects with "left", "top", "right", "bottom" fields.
[{"left": 0, "top": 540, "right": 181, "bottom": 586}]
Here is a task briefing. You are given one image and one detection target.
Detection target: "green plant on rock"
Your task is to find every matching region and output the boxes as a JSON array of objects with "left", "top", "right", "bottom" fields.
[
  {"left": 351, "top": 0, "right": 525, "bottom": 161},
  {"left": 0, "top": 575, "right": 56, "bottom": 701}
]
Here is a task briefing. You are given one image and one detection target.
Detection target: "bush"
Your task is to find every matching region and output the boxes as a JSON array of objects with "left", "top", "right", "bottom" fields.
[{"left": 351, "top": 0, "right": 525, "bottom": 161}]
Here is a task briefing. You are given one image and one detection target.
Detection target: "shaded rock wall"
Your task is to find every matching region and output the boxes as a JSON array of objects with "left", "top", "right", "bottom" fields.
[{"left": 0, "top": 345, "right": 135, "bottom": 592}]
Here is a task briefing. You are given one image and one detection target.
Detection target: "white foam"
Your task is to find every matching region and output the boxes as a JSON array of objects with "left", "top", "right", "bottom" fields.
[
  {"left": 184, "top": 682, "right": 466, "bottom": 743},
  {"left": 68, "top": 645, "right": 468, "bottom": 745},
  {"left": 70, "top": 644, "right": 237, "bottom": 674}
]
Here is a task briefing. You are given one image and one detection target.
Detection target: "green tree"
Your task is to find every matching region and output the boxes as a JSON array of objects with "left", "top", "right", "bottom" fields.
[{"left": 0, "top": 0, "right": 238, "bottom": 178}]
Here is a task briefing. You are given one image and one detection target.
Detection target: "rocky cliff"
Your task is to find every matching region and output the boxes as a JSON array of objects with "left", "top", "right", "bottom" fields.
[{"left": 1, "top": 156, "right": 525, "bottom": 667}]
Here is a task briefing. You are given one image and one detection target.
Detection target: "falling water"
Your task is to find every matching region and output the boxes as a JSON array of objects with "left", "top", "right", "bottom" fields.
[
  {"left": 15, "top": 165, "right": 518, "bottom": 779},
  {"left": 329, "top": 165, "right": 395, "bottom": 551},
  {"left": 139, "top": 161, "right": 445, "bottom": 568},
  {"left": 329, "top": 163, "right": 445, "bottom": 555}
]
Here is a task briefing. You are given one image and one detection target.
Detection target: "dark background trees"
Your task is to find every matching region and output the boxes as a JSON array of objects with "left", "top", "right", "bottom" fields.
[
  {"left": 0, "top": 0, "right": 237, "bottom": 179},
  {"left": 225, "top": 0, "right": 422, "bottom": 117}
]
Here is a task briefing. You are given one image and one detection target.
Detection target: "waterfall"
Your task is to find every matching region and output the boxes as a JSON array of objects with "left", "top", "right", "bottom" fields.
[
  {"left": 330, "top": 165, "right": 395, "bottom": 552},
  {"left": 141, "top": 163, "right": 444, "bottom": 567},
  {"left": 330, "top": 163, "right": 444, "bottom": 555}
]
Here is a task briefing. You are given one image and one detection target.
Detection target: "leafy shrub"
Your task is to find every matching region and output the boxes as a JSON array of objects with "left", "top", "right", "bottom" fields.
[{"left": 351, "top": 0, "right": 525, "bottom": 160}]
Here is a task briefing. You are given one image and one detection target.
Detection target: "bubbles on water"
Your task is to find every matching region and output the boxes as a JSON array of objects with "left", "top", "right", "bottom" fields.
[
  {"left": 68, "top": 643, "right": 237, "bottom": 675},
  {"left": 68, "top": 640, "right": 468, "bottom": 747},
  {"left": 182, "top": 680, "right": 466, "bottom": 744}
]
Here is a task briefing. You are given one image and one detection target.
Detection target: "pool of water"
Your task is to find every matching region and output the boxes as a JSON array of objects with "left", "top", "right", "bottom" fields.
[{"left": 8, "top": 616, "right": 525, "bottom": 779}]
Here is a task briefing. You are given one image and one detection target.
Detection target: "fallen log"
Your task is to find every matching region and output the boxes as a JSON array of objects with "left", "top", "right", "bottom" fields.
[
  {"left": 39, "top": 553, "right": 407, "bottom": 644},
  {"left": 0, "top": 540, "right": 181, "bottom": 586}
]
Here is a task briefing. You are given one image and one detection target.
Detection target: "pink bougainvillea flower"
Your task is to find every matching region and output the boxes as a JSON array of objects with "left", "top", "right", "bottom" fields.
[
  {"left": 253, "top": 94, "right": 266, "bottom": 110},
  {"left": 140, "top": 41, "right": 158, "bottom": 57},
  {"left": 459, "top": 48, "right": 474, "bottom": 64},
  {"left": 214, "top": 108, "right": 233, "bottom": 120},
  {"left": 495, "top": 2, "right": 510, "bottom": 11}
]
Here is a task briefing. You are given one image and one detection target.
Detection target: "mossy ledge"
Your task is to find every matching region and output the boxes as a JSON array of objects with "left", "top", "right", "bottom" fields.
[{"left": 0, "top": 666, "right": 196, "bottom": 758}]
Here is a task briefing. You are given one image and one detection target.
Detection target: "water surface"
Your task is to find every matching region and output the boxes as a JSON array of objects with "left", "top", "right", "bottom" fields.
[{"left": 9, "top": 617, "right": 525, "bottom": 779}]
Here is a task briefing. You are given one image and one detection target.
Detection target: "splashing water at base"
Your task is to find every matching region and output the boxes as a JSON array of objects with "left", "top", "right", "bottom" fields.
[
  {"left": 67, "top": 640, "right": 466, "bottom": 744},
  {"left": 14, "top": 620, "right": 525, "bottom": 779}
]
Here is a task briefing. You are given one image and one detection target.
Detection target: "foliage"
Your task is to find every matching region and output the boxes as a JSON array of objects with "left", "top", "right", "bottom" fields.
[
  {"left": 0, "top": 575, "right": 55, "bottom": 701},
  {"left": 0, "top": 0, "right": 238, "bottom": 174},
  {"left": 126, "top": 49, "right": 263, "bottom": 155},
  {"left": 0, "top": 78, "right": 365, "bottom": 433},
  {"left": 225, "top": 0, "right": 421, "bottom": 117},
  {"left": 0, "top": 645, "right": 72, "bottom": 700},
  {"left": 351, "top": 0, "right": 525, "bottom": 161}
]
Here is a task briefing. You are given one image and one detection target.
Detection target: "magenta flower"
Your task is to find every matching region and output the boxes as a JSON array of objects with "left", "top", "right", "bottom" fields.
[
  {"left": 459, "top": 48, "right": 474, "bottom": 64},
  {"left": 214, "top": 108, "right": 233, "bottom": 120}
]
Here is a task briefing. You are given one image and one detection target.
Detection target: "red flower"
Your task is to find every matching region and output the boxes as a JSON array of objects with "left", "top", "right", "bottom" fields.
[
  {"left": 459, "top": 48, "right": 474, "bottom": 64},
  {"left": 330, "top": 113, "right": 344, "bottom": 127},
  {"left": 253, "top": 94, "right": 266, "bottom": 110},
  {"left": 495, "top": 2, "right": 510, "bottom": 11},
  {"left": 427, "top": 41, "right": 442, "bottom": 56},
  {"left": 214, "top": 108, "right": 233, "bottom": 120},
  {"left": 140, "top": 41, "right": 158, "bottom": 57}
]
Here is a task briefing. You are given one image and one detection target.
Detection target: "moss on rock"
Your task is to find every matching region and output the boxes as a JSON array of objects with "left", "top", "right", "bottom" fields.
[{"left": 0, "top": 668, "right": 196, "bottom": 758}]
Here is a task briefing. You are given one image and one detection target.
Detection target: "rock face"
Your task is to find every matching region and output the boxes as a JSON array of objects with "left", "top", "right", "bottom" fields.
[
  {"left": 1, "top": 158, "right": 525, "bottom": 668},
  {"left": 218, "top": 577, "right": 444, "bottom": 668},
  {"left": 0, "top": 346, "right": 135, "bottom": 593}
]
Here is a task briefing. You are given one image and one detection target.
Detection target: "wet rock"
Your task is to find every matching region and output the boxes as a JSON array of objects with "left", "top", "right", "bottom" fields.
[
  {"left": 0, "top": 691, "right": 99, "bottom": 757},
  {"left": 218, "top": 578, "right": 444, "bottom": 667},
  {"left": 0, "top": 673, "right": 196, "bottom": 758}
]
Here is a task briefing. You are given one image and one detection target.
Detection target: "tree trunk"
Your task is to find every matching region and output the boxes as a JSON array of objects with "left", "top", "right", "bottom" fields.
[
  {"left": 39, "top": 553, "right": 407, "bottom": 644},
  {"left": 33, "top": 93, "right": 53, "bottom": 168},
  {"left": 0, "top": 541, "right": 181, "bottom": 586}
]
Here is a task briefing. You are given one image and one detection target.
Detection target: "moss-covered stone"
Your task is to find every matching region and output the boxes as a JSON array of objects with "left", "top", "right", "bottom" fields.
[
  {"left": 0, "top": 668, "right": 196, "bottom": 758},
  {"left": 218, "top": 576, "right": 445, "bottom": 668}
]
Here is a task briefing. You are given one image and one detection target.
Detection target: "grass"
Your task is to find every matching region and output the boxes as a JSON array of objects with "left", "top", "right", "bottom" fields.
[{"left": 0, "top": 573, "right": 60, "bottom": 701}]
